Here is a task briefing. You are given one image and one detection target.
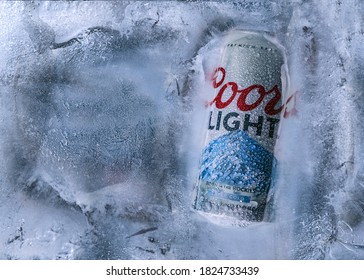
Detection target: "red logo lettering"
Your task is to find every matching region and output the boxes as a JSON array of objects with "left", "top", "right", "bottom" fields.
[
  {"left": 210, "top": 67, "right": 284, "bottom": 116},
  {"left": 283, "top": 91, "right": 298, "bottom": 118}
]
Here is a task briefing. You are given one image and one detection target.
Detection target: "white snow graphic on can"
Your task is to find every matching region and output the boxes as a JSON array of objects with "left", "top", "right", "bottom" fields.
[{"left": 195, "top": 31, "right": 286, "bottom": 222}]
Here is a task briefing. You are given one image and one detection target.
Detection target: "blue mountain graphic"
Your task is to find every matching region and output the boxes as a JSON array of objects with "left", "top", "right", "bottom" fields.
[{"left": 200, "top": 130, "right": 274, "bottom": 192}]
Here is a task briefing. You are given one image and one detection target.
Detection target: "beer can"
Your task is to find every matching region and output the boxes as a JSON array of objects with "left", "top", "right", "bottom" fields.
[{"left": 194, "top": 31, "right": 286, "bottom": 222}]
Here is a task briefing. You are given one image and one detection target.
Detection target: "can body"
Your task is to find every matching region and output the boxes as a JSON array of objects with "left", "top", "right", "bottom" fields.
[{"left": 194, "top": 31, "right": 285, "bottom": 222}]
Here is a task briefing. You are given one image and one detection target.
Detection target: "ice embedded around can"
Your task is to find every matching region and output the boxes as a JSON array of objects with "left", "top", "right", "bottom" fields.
[{"left": 194, "top": 31, "right": 286, "bottom": 222}]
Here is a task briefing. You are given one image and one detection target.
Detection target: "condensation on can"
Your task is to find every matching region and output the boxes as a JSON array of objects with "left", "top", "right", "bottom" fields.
[{"left": 194, "top": 30, "right": 286, "bottom": 222}]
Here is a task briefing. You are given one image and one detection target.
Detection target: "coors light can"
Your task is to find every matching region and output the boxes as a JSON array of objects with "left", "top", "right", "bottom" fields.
[{"left": 194, "top": 31, "right": 286, "bottom": 222}]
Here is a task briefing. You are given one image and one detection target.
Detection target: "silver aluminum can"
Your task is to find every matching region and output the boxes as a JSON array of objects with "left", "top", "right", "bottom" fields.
[{"left": 194, "top": 31, "right": 286, "bottom": 222}]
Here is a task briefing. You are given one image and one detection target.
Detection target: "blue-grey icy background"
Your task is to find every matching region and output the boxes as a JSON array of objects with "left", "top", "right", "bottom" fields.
[{"left": 0, "top": 0, "right": 363, "bottom": 259}]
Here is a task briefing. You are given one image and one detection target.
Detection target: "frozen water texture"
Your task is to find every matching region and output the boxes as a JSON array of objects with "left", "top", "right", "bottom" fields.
[{"left": 0, "top": 0, "right": 364, "bottom": 259}]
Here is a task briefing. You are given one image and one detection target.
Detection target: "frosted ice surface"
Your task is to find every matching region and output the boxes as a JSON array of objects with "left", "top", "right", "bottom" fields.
[{"left": 0, "top": 0, "right": 364, "bottom": 259}]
